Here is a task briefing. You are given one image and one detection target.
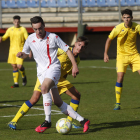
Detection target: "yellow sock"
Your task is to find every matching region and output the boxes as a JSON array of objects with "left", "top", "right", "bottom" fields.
[
  {"left": 13, "top": 70, "right": 19, "bottom": 83},
  {"left": 115, "top": 82, "right": 122, "bottom": 104},
  {"left": 67, "top": 99, "right": 79, "bottom": 122},
  {"left": 19, "top": 67, "right": 25, "bottom": 78},
  {"left": 12, "top": 101, "right": 32, "bottom": 123}
]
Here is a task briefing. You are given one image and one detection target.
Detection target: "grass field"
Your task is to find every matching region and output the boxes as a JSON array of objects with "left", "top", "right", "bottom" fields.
[{"left": 0, "top": 60, "right": 140, "bottom": 140}]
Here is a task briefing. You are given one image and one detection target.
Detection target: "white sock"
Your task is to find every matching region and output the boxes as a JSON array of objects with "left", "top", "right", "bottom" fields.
[
  {"left": 59, "top": 102, "right": 84, "bottom": 122},
  {"left": 42, "top": 93, "right": 52, "bottom": 123}
]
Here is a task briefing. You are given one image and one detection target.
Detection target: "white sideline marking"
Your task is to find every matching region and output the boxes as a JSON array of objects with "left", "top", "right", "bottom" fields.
[
  {"left": 0, "top": 104, "right": 62, "bottom": 118},
  {"left": 0, "top": 66, "right": 132, "bottom": 71}
]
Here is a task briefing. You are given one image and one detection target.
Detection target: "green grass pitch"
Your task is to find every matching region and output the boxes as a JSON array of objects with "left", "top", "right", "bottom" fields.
[{"left": 0, "top": 60, "right": 140, "bottom": 140}]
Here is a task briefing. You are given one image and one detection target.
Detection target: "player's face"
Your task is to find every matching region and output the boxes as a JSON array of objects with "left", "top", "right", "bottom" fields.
[
  {"left": 32, "top": 22, "right": 45, "bottom": 39},
  {"left": 13, "top": 19, "right": 20, "bottom": 28},
  {"left": 74, "top": 41, "right": 86, "bottom": 54},
  {"left": 122, "top": 14, "right": 133, "bottom": 27}
]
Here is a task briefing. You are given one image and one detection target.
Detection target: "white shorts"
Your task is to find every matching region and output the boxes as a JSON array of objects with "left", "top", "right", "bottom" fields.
[{"left": 37, "top": 64, "right": 61, "bottom": 88}]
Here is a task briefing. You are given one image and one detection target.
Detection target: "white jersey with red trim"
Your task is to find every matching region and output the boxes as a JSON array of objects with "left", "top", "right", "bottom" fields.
[{"left": 22, "top": 32, "right": 69, "bottom": 75}]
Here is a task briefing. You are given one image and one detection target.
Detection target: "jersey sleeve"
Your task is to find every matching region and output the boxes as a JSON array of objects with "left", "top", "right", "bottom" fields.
[
  {"left": 55, "top": 35, "right": 69, "bottom": 52},
  {"left": 57, "top": 48, "right": 65, "bottom": 57},
  {"left": 22, "top": 38, "right": 30, "bottom": 54},
  {"left": 2, "top": 28, "right": 10, "bottom": 41},
  {"left": 23, "top": 28, "right": 28, "bottom": 40},
  {"left": 108, "top": 25, "right": 121, "bottom": 40}
]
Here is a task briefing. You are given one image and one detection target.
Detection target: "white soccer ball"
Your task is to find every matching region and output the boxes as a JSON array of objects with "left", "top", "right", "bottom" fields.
[{"left": 56, "top": 118, "right": 72, "bottom": 134}]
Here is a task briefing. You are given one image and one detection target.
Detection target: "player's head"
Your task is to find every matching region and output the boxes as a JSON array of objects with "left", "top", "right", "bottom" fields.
[
  {"left": 13, "top": 15, "right": 20, "bottom": 28},
  {"left": 30, "top": 16, "right": 45, "bottom": 39},
  {"left": 74, "top": 36, "right": 89, "bottom": 54},
  {"left": 121, "top": 9, "right": 133, "bottom": 26}
]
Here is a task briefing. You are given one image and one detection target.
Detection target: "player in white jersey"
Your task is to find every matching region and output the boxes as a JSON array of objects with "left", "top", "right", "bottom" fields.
[{"left": 17, "top": 16, "right": 90, "bottom": 133}]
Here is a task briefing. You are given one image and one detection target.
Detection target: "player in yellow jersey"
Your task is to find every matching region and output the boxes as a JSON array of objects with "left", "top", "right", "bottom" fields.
[
  {"left": 8, "top": 36, "right": 89, "bottom": 130},
  {"left": 0, "top": 15, "right": 28, "bottom": 88},
  {"left": 104, "top": 9, "right": 140, "bottom": 110}
]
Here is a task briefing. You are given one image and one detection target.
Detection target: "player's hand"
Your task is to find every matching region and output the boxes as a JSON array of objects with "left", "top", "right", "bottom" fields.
[
  {"left": 72, "top": 64, "right": 79, "bottom": 78},
  {"left": 29, "top": 51, "right": 33, "bottom": 59},
  {"left": 17, "top": 52, "right": 23, "bottom": 58},
  {"left": 0, "top": 37, "right": 2, "bottom": 43},
  {"left": 104, "top": 53, "right": 109, "bottom": 63}
]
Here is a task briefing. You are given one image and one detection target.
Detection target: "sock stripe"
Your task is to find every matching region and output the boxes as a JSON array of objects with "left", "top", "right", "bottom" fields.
[
  {"left": 13, "top": 70, "right": 18, "bottom": 73},
  {"left": 71, "top": 99, "right": 79, "bottom": 104},
  {"left": 25, "top": 100, "right": 32, "bottom": 108},
  {"left": 116, "top": 82, "right": 122, "bottom": 87}
]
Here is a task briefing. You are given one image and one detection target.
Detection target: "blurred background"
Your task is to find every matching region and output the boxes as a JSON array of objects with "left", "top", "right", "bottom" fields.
[{"left": 0, "top": 0, "right": 140, "bottom": 61}]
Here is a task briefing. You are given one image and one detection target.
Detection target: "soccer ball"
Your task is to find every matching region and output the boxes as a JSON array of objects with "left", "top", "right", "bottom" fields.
[{"left": 56, "top": 118, "right": 72, "bottom": 134}]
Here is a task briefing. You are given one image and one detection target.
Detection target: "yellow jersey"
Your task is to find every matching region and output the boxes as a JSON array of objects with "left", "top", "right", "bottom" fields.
[
  {"left": 57, "top": 47, "right": 80, "bottom": 77},
  {"left": 2, "top": 26, "right": 28, "bottom": 53},
  {"left": 108, "top": 22, "right": 140, "bottom": 55}
]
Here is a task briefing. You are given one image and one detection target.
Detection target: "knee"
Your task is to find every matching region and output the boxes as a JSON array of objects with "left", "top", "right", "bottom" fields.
[
  {"left": 41, "top": 85, "right": 49, "bottom": 94},
  {"left": 18, "top": 65, "right": 23, "bottom": 70}
]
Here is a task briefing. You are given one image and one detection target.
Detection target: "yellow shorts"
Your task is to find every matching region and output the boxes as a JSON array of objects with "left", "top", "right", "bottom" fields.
[
  {"left": 34, "top": 77, "right": 73, "bottom": 95},
  {"left": 116, "top": 53, "right": 140, "bottom": 73},
  {"left": 8, "top": 52, "right": 24, "bottom": 65}
]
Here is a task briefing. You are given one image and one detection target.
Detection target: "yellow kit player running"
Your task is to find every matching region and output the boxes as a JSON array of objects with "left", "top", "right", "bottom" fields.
[
  {"left": 104, "top": 9, "right": 140, "bottom": 110},
  {"left": 8, "top": 36, "right": 89, "bottom": 130},
  {"left": 0, "top": 15, "right": 28, "bottom": 88}
]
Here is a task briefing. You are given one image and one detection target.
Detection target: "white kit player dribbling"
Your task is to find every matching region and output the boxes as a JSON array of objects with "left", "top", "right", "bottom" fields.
[{"left": 17, "top": 16, "right": 90, "bottom": 133}]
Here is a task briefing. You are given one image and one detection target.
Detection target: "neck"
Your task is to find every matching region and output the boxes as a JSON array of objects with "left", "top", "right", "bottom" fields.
[
  {"left": 125, "top": 22, "right": 132, "bottom": 28},
  {"left": 73, "top": 47, "right": 78, "bottom": 56},
  {"left": 37, "top": 31, "right": 46, "bottom": 39}
]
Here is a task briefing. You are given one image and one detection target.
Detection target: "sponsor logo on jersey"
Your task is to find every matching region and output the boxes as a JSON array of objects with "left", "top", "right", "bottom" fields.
[
  {"left": 32, "top": 40, "right": 36, "bottom": 43},
  {"left": 122, "top": 30, "right": 124, "bottom": 31}
]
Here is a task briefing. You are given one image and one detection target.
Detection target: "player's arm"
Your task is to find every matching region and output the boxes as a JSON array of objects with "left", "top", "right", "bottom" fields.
[
  {"left": 66, "top": 49, "right": 79, "bottom": 78},
  {"left": 104, "top": 25, "right": 120, "bottom": 63},
  {"left": 104, "top": 38, "right": 112, "bottom": 63},
  {"left": 23, "top": 28, "right": 28, "bottom": 40},
  {"left": 55, "top": 35, "right": 79, "bottom": 78},
  {"left": 18, "top": 37, "right": 30, "bottom": 59},
  {"left": 0, "top": 28, "right": 10, "bottom": 43}
]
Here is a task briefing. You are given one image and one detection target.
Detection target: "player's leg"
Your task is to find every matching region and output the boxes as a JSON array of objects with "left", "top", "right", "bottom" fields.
[
  {"left": 8, "top": 52, "right": 19, "bottom": 88},
  {"left": 114, "top": 55, "right": 128, "bottom": 110},
  {"left": 17, "top": 57, "right": 27, "bottom": 86},
  {"left": 36, "top": 68, "right": 90, "bottom": 133},
  {"left": 51, "top": 88, "right": 90, "bottom": 132},
  {"left": 11, "top": 64, "right": 19, "bottom": 88},
  {"left": 65, "top": 87, "right": 81, "bottom": 121},
  {"left": 8, "top": 78, "right": 42, "bottom": 130}
]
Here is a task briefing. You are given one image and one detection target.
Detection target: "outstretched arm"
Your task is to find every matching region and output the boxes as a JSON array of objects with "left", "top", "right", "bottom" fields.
[
  {"left": 104, "top": 37, "right": 112, "bottom": 63},
  {"left": 66, "top": 49, "right": 79, "bottom": 78}
]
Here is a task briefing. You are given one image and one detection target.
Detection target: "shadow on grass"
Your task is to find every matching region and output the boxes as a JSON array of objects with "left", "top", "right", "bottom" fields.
[
  {"left": 89, "top": 120, "right": 140, "bottom": 132},
  {"left": 71, "top": 81, "right": 106, "bottom": 85}
]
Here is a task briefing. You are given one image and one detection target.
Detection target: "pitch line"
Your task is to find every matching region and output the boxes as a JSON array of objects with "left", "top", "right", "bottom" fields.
[
  {"left": 0, "top": 104, "right": 62, "bottom": 118},
  {"left": 0, "top": 66, "right": 131, "bottom": 71}
]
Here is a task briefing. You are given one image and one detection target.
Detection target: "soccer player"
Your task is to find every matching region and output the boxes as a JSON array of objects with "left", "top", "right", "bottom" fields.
[
  {"left": 8, "top": 36, "right": 89, "bottom": 131},
  {"left": 0, "top": 15, "right": 28, "bottom": 88},
  {"left": 15, "top": 16, "right": 90, "bottom": 132},
  {"left": 104, "top": 9, "right": 140, "bottom": 110}
]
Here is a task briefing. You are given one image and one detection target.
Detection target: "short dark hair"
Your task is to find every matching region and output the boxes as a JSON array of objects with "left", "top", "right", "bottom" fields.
[
  {"left": 30, "top": 16, "right": 45, "bottom": 26},
  {"left": 121, "top": 9, "right": 132, "bottom": 17},
  {"left": 13, "top": 15, "right": 20, "bottom": 20},
  {"left": 76, "top": 36, "right": 89, "bottom": 47}
]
